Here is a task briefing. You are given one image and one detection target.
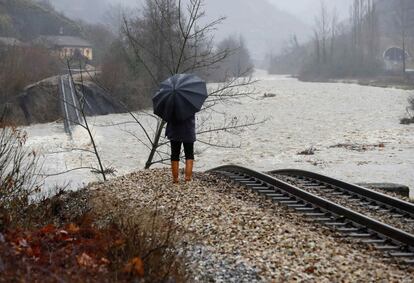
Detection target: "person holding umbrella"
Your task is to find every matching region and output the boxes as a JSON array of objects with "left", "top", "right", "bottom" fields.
[{"left": 153, "top": 74, "right": 208, "bottom": 183}]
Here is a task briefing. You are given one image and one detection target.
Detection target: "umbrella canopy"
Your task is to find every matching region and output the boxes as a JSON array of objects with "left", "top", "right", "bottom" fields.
[{"left": 153, "top": 74, "right": 208, "bottom": 122}]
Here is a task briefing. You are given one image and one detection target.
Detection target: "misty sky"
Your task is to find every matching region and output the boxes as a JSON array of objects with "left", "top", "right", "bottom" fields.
[
  {"left": 50, "top": 0, "right": 354, "bottom": 25},
  {"left": 269, "top": 0, "right": 354, "bottom": 24},
  {"left": 112, "top": 0, "right": 354, "bottom": 24},
  {"left": 48, "top": 0, "right": 355, "bottom": 60}
]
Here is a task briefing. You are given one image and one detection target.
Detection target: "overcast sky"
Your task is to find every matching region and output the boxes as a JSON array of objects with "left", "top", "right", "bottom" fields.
[
  {"left": 114, "top": 0, "right": 354, "bottom": 24},
  {"left": 268, "top": 0, "right": 354, "bottom": 25},
  {"left": 48, "top": 0, "right": 355, "bottom": 60},
  {"left": 49, "top": 0, "right": 354, "bottom": 26}
]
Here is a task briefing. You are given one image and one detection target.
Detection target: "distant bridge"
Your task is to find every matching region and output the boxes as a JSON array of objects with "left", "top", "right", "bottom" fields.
[
  {"left": 57, "top": 74, "right": 124, "bottom": 137},
  {"left": 58, "top": 75, "right": 84, "bottom": 137}
]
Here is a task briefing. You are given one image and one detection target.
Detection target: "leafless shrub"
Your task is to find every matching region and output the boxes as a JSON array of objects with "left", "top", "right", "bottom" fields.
[
  {"left": 108, "top": 209, "right": 187, "bottom": 282},
  {"left": 409, "top": 96, "right": 414, "bottom": 111},
  {"left": 90, "top": 192, "right": 187, "bottom": 282},
  {"left": 208, "top": 35, "right": 254, "bottom": 82},
  {"left": 400, "top": 96, "right": 414, "bottom": 124},
  {"left": 0, "top": 123, "right": 40, "bottom": 228}
]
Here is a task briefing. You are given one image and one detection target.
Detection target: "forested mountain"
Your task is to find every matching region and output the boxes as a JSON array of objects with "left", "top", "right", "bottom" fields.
[{"left": 0, "top": 0, "right": 80, "bottom": 39}]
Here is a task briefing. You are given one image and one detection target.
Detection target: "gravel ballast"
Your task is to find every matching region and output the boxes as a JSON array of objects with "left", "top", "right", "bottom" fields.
[{"left": 88, "top": 169, "right": 414, "bottom": 282}]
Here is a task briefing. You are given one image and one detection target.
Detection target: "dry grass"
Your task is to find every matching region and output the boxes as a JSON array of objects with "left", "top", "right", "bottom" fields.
[
  {"left": 92, "top": 192, "right": 188, "bottom": 282},
  {"left": 107, "top": 209, "right": 187, "bottom": 282}
]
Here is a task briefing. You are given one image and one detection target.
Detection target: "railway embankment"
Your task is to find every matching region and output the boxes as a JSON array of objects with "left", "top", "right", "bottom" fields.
[
  {"left": 2, "top": 168, "right": 414, "bottom": 281},
  {"left": 66, "top": 169, "right": 414, "bottom": 281}
]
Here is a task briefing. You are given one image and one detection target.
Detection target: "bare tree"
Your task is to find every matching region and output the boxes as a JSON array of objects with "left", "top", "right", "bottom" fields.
[
  {"left": 70, "top": 63, "right": 112, "bottom": 181},
  {"left": 348, "top": 0, "right": 379, "bottom": 69},
  {"left": 300, "top": 0, "right": 381, "bottom": 79},
  {"left": 365, "top": 0, "right": 379, "bottom": 64},
  {"left": 209, "top": 35, "right": 254, "bottom": 82},
  {"left": 394, "top": 0, "right": 414, "bottom": 76},
  {"left": 0, "top": 120, "right": 40, "bottom": 223},
  {"left": 117, "top": 0, "right": 260, "bottom": 169},
  {"left": 351, "top": 0, "right": 363, "bottom": 61},
  {"left": 316, "top": 1, "right": 330, "bottom": 64},
  {"left": 330, "top": 8, "right": 338, "bottom": 63},
  {"left": 311, "top": 1, "right": 337, "bottom": 68},
  {"left": 44, "top": 61, "right": 114, "bottom": 182}
]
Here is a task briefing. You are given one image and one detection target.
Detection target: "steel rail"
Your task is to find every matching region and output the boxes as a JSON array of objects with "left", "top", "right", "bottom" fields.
[
  {"left": 270, "top": 169, "right": 414, "bottom": 216},
  {"left": 68, "top": 76, "right": 83, "bottom": 124},
  {"left": 210, "top": 165, "right": 414, "bottom": 250},
  {"left": 59, "top": 76, "right": 72, "bottom": 136}
]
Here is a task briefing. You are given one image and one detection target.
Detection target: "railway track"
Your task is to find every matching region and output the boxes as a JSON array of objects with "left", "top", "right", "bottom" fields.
[
  {"left": 210, "top": 165, "right": 414, "bottom": 264},
  {"left": 59, "top": 75, "right": 83, "bottom": 136},
  {"left": 270, "top": 169, "right": 414, "bottom": 235}
]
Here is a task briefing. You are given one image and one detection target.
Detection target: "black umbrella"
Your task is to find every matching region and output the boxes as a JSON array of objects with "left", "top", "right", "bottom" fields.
[{"left": 153, "top": 74, "right": 208, "bottom": 122}]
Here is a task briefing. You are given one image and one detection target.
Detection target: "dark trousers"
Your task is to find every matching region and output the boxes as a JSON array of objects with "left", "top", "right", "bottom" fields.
[{"left": 170, "top": 141, "right": 194, "bottom": 161}]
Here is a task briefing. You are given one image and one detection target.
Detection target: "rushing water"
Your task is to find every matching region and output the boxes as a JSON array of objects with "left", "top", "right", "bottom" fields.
[{"left": 24, "top": 70, "right": 414, "bottom": 197}]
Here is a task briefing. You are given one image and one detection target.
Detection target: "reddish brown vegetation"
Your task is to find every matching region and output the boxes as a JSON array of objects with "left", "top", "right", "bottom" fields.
[
  {"left": 0, "top": 217, "right": 148, "bottom": 282},
  {"left": 0, "top": 123, "right": 185, "bottom": 282}
]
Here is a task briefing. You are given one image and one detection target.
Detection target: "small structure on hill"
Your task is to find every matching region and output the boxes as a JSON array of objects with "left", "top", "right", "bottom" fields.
[
  {"left": 383, "top": 46, "right": 412, "bottom": 72},
  {"left": 36, "top": 35, "right": 93, "bottom": 61}
]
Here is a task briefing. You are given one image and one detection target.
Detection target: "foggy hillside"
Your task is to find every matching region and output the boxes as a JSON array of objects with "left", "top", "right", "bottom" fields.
[
  {"left": 42, "top": 0, "right": 110, "bottom": 23},
  {"left": 0, "top": 0, "right": 80, "bottom": 39},
  {"left": 46, "top": 0, "right": 311, "bottom": 61}
]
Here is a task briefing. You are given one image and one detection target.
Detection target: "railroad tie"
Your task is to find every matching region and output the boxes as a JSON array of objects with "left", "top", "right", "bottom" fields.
[
  {"left": 295, "top": 207, "right": 316, "bottom": 212},
  {"left": 389, "top": 252, "right": 414, "bottom": 257},
  {"left": 375, "top": 245, "right": 400, "bottom": 251},
  {"left": 348, "top": 233, "right": 373, "bottom": 238},
  {"left": 362, "top": 239, "right": 386, "bottom": 244},
  {"left": 325, "top": 222, "right": 347, "bottom": 227}
]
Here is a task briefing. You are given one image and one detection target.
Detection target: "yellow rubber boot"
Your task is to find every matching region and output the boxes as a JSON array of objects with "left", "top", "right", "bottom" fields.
[
  {"left": 172, "top": 161, "right": 179, "bottom": 184},
  {"left": 185, "top": 159, "right": 194, "bottom": 182}
]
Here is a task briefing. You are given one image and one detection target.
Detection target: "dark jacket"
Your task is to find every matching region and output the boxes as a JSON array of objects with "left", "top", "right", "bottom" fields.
[{"left": 165, "top": 115, "right": 196, "bottom": 143}]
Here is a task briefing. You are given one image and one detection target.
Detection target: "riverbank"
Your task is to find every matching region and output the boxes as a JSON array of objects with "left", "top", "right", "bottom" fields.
[{"left": 298, "top": 74, "right": 414, "bottom": 90}]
